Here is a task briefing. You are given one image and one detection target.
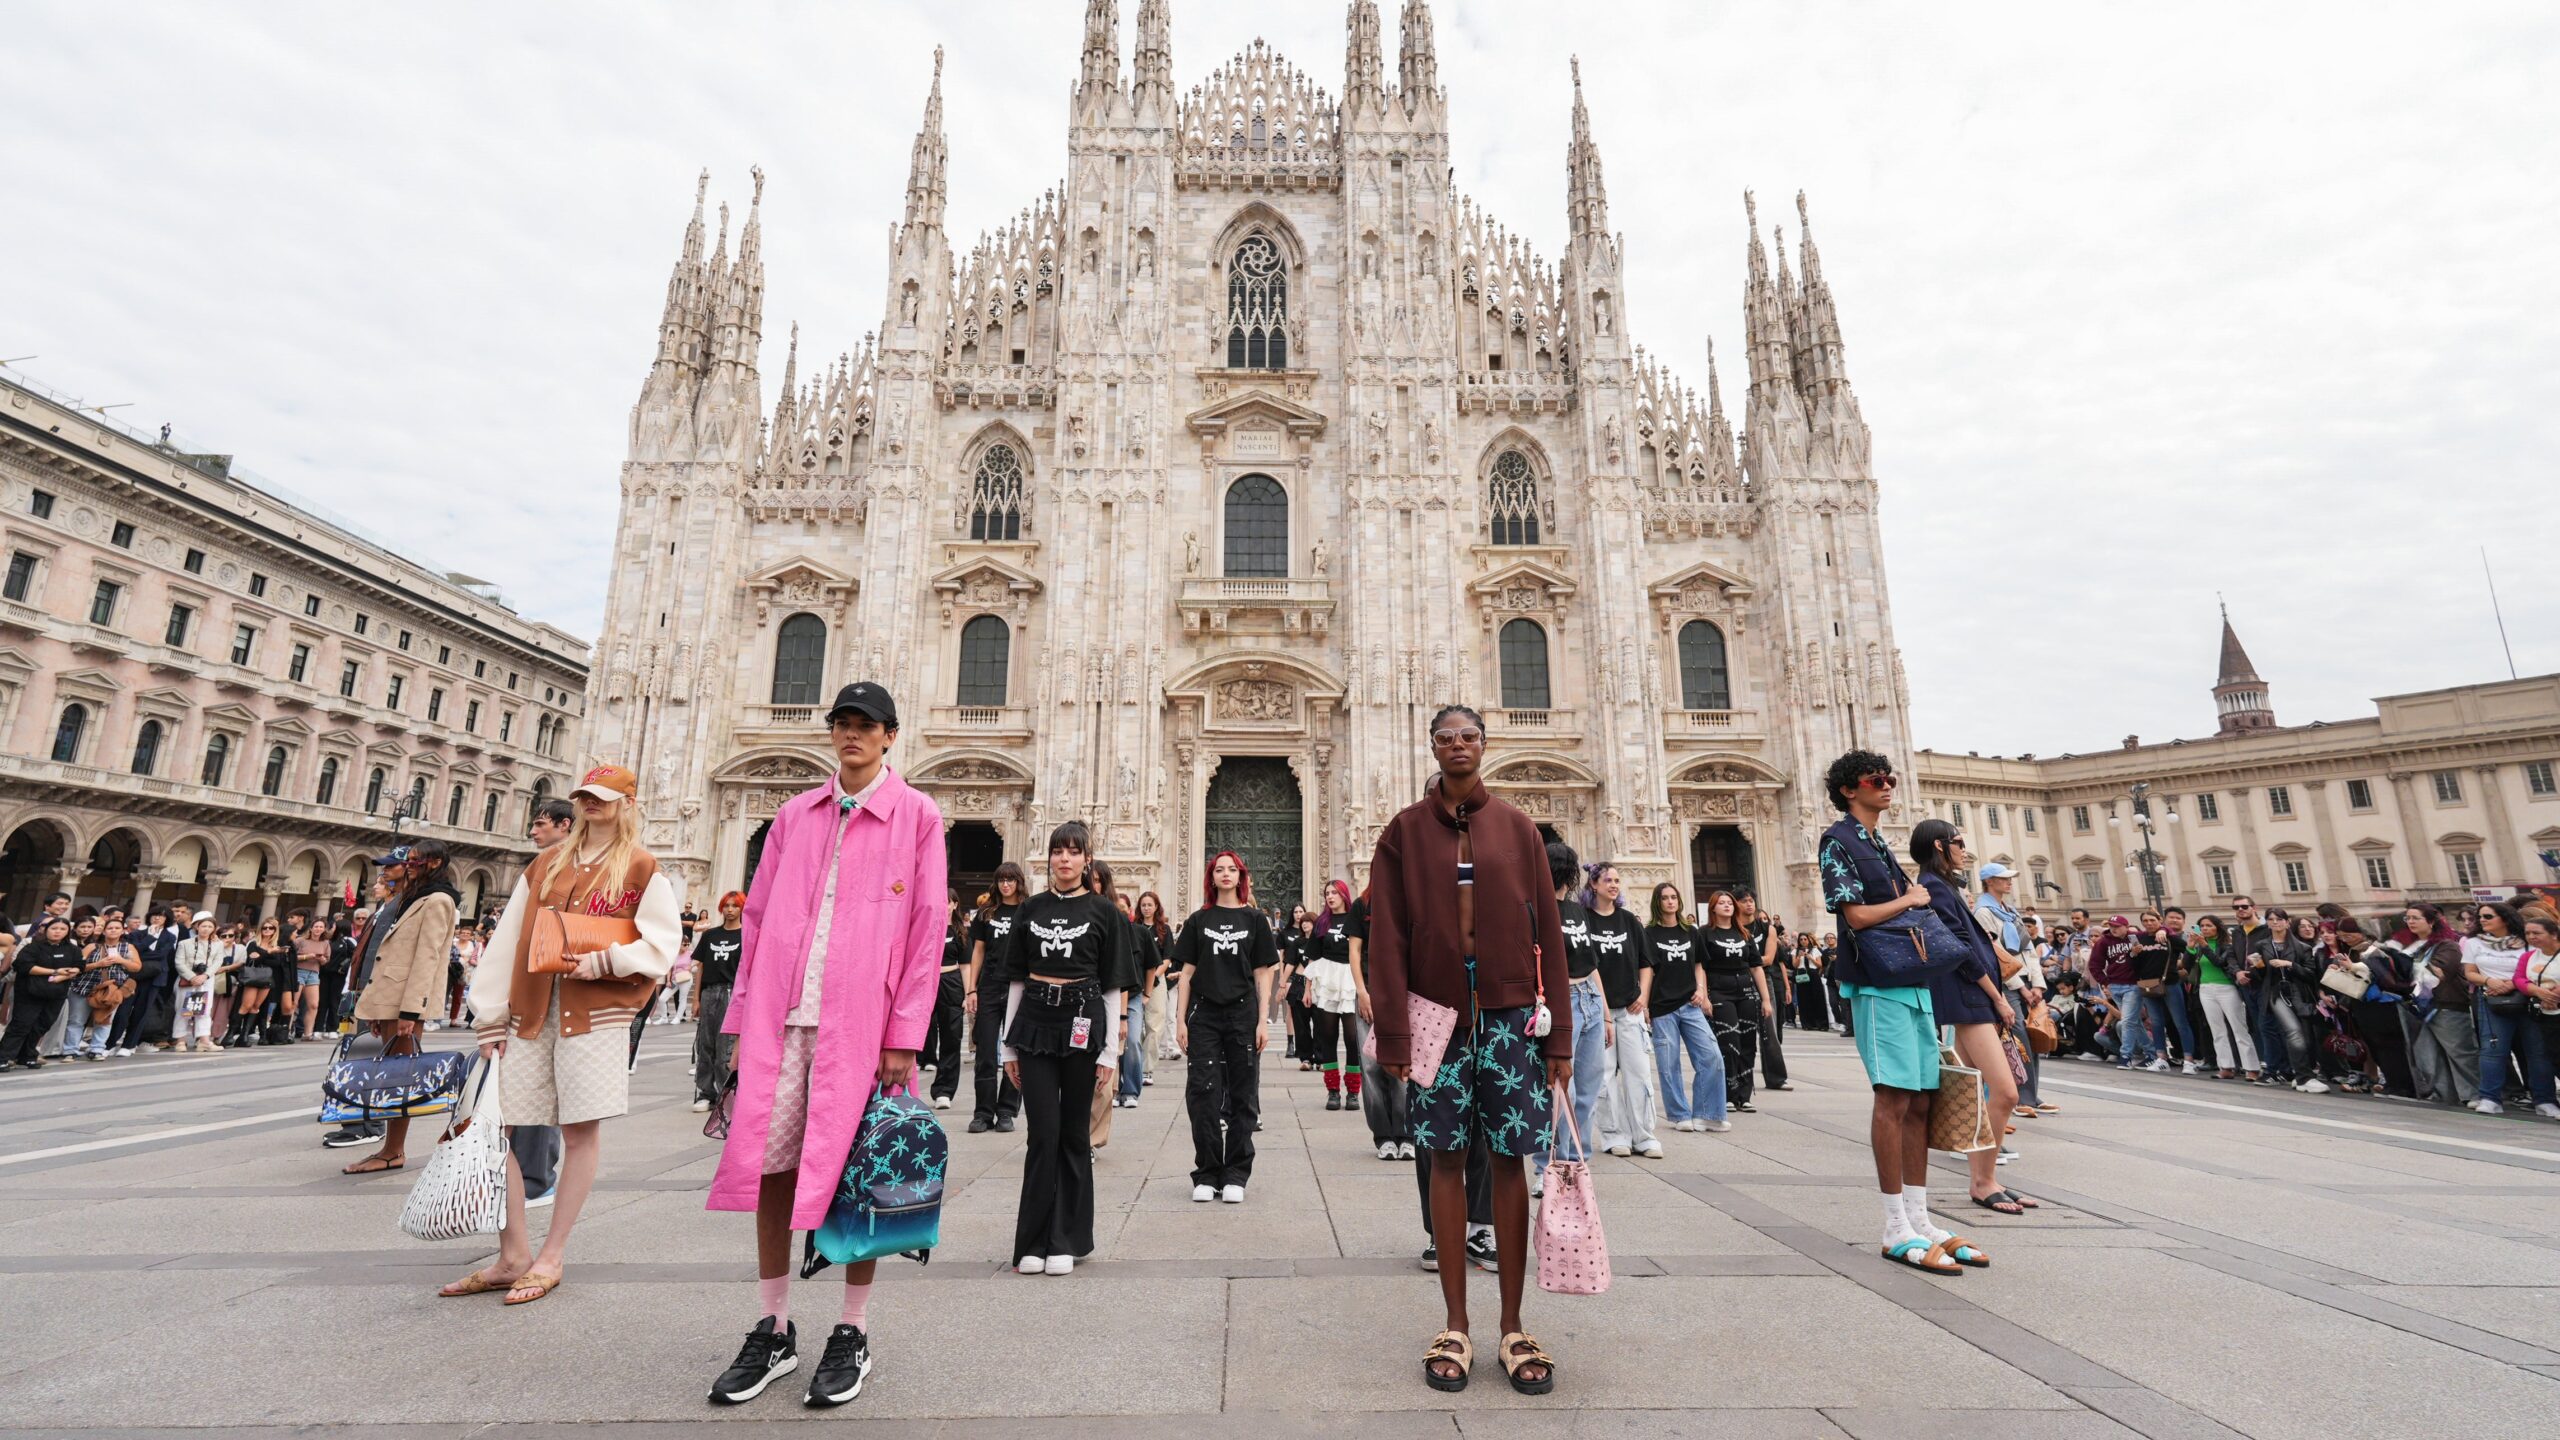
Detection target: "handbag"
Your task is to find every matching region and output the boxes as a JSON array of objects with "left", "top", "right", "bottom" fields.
[
  {"left": 1535, "top": 1084, "right": 1610, "bottom": 1295},
  {"left": 1927, "top": 1046, "right": 1995, "bottom": 1152},
  {"left": 1360, "top": 991, "right": 1461, "bottom": 1089},
  {"left": 2024, "top": 996, "right": 2059, "bottom": 1055},
  {"left": 87, "top": 974, "right": 136, "bottom": 1022},
  {"left": 2485, "top": 952, "right": 2531, "bottom": 1014},
  {"left": 811, "top": 1083, "right": 948, "bottom": 1268},
  {"left": 1852, "top": 905, "right": 1970, "bottom": 986},
  {"left": 2318, "top": 962, "right": 2370, "bottom": 1002},
  {"left": 2000, "top": 1030, "right": 2030, "bottom": 1085},
  {"left": 399, "top": 1058, "right": 508, "bottom": 1242},
  {"left": 528, "top": 908, "right": 642, "bottom": 976},
  {"left": 702, "top": 1067, "right": 738, "bottom": 1140},
  {"left": 319, "top": 1031, "right": 473, "bottom": 1124}
]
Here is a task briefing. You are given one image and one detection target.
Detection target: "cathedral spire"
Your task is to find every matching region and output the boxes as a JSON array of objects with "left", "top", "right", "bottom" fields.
[
  {"left": 1133, "top": 0, "right": 1172, "bottom": 115},
  {"left": 653, "top": 170, "right": 712, "bottom": 375},
  {"left": 905, "top": 47, "right": 947, "bottom": 232},
  {"left": 1398, "top": 0, "right": 1439, "bottom": 104},
  {"left": 1346, "top": 1, "right": 1387, "bottom": 116},
  {"left": 1078, "top": 0, "right": 1120, "bottom": 95},
  {"left": 1566, "top": 57, "right": 1610, "bottom": 240},
  {"left": 1741, "top": 190, "right": 1798, "bottom": 418},
  {"left": 1795, "top": 189, "right": 1852, "bottom": 400}
]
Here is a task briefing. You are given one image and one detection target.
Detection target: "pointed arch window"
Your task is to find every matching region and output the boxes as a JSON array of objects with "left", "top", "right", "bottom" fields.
[
  {"left": 968, "top": 443, "right": 1024, "bottom": 541},
  {"left": 50, "top": 703, "right": 87, "bottom": 764},
  {"left": 771, "top": 613, "right": 826, "bottom": 706},
  {"left": 406, "top": 776, "right": 428, "bottom": 818},
  {"left": 1223, "top": 475, "right": 1289, "bottom": 578},
  {"left": 1677, "top": 620, "right": 1732, "bottom": 711},
  {"left": 957, "top": 615, "right": 1011, "bottom": 707},
  {"left": 261, "top": 745, "right": 289, "bottom": 797},
  {"left": 1499, "top": 618, "right": 1552, "bottom": 710},
  {"left": 1487, "top": 449, "right": 1543, "bottom": 545},
  {"left": 447, "top": 783, "right": 467, "bottom": 827},
  {"left": 131, "top": 718, "right": 163, "bottom": 776},
  {"left": 1223, "top": 233, "right": 1288, "bottom": 369}
]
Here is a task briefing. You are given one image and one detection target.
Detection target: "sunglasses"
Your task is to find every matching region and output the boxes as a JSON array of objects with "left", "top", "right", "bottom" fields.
[
  {"left": 1431, "top": 728, "right": 1484, "bottom": 746},
  {"left": 1856, "top": 773, "right": 1899, "bottom": 790}
]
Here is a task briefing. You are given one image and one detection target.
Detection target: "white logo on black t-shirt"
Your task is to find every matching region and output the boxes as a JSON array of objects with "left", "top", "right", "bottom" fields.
[
  {"left": 1204, "top": 925, "right": 1250, "bottom": 956},
  {"left": 1712, "top": 935, "right": 1749, "bottom": 963},
  {"left": 1031, "top": 920, "right": 1091, "bottom": 959},
  {"left": 1561, "top": 918, "right": 1590, "bottom": 947},
  {"left": 986, "top": 916, "right": 1014, "bottom": 940},
  {"left": 1592, "top": 931, "right": 1628, "bottom": 955},
  {"left": 1656, "top": 939, "right": 1692, "bottom": 963},
  {"left": 706, "top": 939, "right": 739, "bottom": 963}
]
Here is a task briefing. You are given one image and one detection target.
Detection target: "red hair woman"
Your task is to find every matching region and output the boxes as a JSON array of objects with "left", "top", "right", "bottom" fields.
[
  {"left": 688, "top": 891, "right": 747, "bottom": 1113},
  {"left": 1170, "top": 851, "right": 1282, "bottom": 1203}
]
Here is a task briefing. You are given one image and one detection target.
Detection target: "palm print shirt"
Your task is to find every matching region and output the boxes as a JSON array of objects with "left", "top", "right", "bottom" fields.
[{"left": 1819, "top": 816, "right": 1921, "bottom": 994}]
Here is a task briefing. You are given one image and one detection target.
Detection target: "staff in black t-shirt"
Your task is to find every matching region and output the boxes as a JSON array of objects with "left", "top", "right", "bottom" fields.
[
  {"left": 964, "top": 862, "right": 1028, "bottom": 1132},
  {"left": 1738, "top": 893, "right": 1790, "bottom": 1091},
  {"left": 688, "top": 893, "right": 746, "bottom": 1110},
  {"left": 1172, "top": 851, "right": 1281, "bottom": 1204},
  {"left": 994, "top": 824, "right": 1128, "bottom": 1276},
  {"left": 1583, "top": 863, "right": 1660, "bottom": 1157},
  {"left": 1698, "top": 891, "right": 1761, "bottom": 1113}
]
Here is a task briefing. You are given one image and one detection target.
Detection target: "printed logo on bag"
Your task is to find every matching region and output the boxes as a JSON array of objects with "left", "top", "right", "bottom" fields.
[
  {"left": 1204, "top": 925, "right": 1250, "bottom": 956},
  {"left": 1031, "top": 919, "right": 1091, "bottom": 960}
]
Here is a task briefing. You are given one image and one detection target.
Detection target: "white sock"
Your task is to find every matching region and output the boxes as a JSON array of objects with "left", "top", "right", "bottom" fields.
[
  {"left": 1906, "top": 1185, "right": 1949, "bottom": 1243},
  {"left": 1880, "top": 1190, "right": 1916, "bottom": 1246},
  {"left": 1468, "top": 1223, "right": 1492, "bottom": 1244}
]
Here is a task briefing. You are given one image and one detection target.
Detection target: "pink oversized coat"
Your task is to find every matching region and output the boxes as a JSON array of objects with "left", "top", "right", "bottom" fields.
[{"left": 706, "top": 767, "right": 947, "bottom": 1229}]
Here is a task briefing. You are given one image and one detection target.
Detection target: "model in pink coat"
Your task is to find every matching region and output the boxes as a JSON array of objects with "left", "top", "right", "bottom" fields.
[{"left": 706, "top": 682, "right": 946, "bottom": 1410}]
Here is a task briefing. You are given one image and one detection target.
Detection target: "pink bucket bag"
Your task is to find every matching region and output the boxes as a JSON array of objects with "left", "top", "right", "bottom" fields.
[
  {"left": 1535, "top": 1083, "right": 1611, "bottom": 1295},
  {"left": 1361, "top": 991, "right": 1461, "bottom": 1089}
]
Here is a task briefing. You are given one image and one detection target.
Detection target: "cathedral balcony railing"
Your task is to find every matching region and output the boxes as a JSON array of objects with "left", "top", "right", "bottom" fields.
[
  {"left": 733, "top": 704, "right": 822, "bottom": 743},
  {"left": 922, "top": 705, "right": 1034, "bottom": 744},
  {"left": 1661, "top": 707, "right": 1763, "bottom": 742},
  {"left": 1177, "top": 576, "right": 1334, "bottom": 637},
  {"left": 1490, "top": 707, "right": 1584, "bottom": 742},
  {"left": 936, "top": 364, "right": 1054, "bottom": 412},
  {"left": 1456, "top": 370, "right": 1576, "bottom": 417}
]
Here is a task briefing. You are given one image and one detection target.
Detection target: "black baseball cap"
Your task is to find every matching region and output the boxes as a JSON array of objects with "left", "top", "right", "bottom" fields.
[{"left": 826, "top": 682, "right": 899, "bottom": 729}]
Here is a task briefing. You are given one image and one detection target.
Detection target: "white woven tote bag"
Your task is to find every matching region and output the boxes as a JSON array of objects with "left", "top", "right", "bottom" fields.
[{"left": 400, "top": 1056, "right": 508, "bottom": 1242}]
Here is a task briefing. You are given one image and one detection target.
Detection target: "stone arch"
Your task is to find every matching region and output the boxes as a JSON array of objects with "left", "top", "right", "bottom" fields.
[
  {"left": 1485, "top": 751, "right": 1602, "bottom": 787},
  {"left": 281, "top": 846, "right": 336, "bottom": 901},
  {"left": 958, "top": 422, "right": 1035, "bottom": 540},
  {"left": 709, "top": 747, "right": 835, "bottom": 785},
  {"left": 1164, "top": 649, "right": 1346, "bottom": 702},
  {"left": 1671, "top": 753, "right": 1789, "bottom": 787},
  {"left": 914, "top": 748, "right": 1037, "bottom": 786},
  {"left": 1209, "top": 201, "right": 1309, "bottom": 271},
  {"left": 1474, "top": 426, "right": 1554, "bottom": 485}
]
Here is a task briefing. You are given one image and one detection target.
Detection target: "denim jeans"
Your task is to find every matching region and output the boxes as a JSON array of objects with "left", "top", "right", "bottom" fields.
[
  {"left": 67, "top": 1015, "right": 112, "bottom": 1056},
  {"left": 1119, "top": 994, "right": 1147, "bottom": 1100},
  {"left": 1544, "top": 981, "right": 1608, "bottom": 1165},
  {"left": 1650, "top": 1003, "right": 1726, "bottom": 1124},
  {"left": 1594, "top": 1005, "right": 1659, "bottom": 1149},
  {"left": 2108, "top": 985, "right": 2152, "bottom": 1063},
  {"left": 2475, "top": 1000, "right": 2555, "bottom": 1106},
  {"left": 2160, "top": 981, "right": 2198, "bottom": 1061}
]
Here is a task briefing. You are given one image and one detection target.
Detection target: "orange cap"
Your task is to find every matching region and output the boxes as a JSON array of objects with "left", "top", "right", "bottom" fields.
[{"left": 573, "top": 763, "right": 638, "bottom": 802}]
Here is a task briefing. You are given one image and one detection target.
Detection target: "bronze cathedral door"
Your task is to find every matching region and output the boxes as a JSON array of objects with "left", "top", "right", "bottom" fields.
[{"left": 1204, "top": 757, "right": 1303, "bottom": 908}]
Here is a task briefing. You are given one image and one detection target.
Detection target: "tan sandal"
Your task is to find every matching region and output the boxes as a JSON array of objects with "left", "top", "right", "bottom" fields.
[
  {"left": 502, "top": 1269, "right": 562, "bottom": 1306},
  {"left": 438, "top": 1266, "right": 519, "bottom": 1298},
  {"left": 1423, "top": 1330, "right": 1471, "bottom": 1392},
  {"left": 1499, "top": 1331, "right": 1555, "bottom": 1395}
]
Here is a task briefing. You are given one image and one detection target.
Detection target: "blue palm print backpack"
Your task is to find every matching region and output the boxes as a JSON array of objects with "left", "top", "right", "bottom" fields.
[{"left": 809, "top": 1084, "right": 947, "bottom": 1270}]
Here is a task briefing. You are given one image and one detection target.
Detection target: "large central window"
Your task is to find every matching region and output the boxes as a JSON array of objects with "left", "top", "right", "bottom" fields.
[
  {"left": 1487, "top": 449, "right": 1542, "bottom": 545},
  {"left": 1223, "top": 475, "right": 1289, "bottom": 578},
  {"left": 1224, "top": 234, "right": 1288, "bottom": 369},
  {"left": 969, "top": 443, "right": 1024, "bottom": 541}
]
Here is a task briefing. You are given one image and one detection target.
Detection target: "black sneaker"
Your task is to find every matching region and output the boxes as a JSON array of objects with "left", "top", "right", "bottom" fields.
[
  {"left": 320, "top": 1128, "right": 373, "bottom": 1149},
  {"left": 709, "top": 1316, "right": 797, "bottom": 1405},
  {"left": 995, "top": 1114, "right": 1017, "bottom": 1133},
  {"left": 1464, "top": 1230, "right": 1500, "bottom": 1273},
  {"left": 1734, "top": 1100, "right": 1757, "bottom": 1113},
  {"left": 967, "top": 1115, "right": 993, "bottom": 1134},
  {"left": 1419, "top": 1240, "right": 1439, "bottom": 1272},
  {"left": 803, "top": 1323, "right": 872, "bottom": 1407}
]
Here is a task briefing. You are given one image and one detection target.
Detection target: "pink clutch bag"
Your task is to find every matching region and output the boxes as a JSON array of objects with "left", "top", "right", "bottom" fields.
[
  {"left": 1362, "top": 992, "right": 1461, "bottom": 1089},
  {"left": 1536, "top": 1083, "right": 1612, "bottom": 1295}
]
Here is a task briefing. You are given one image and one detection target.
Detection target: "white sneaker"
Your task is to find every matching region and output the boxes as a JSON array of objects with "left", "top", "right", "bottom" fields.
[
  {"left": 2145, "top": 1058, "right": 2170, "bottom": 1072},
  {"left": 1043, "top": 1254, "right": 1075, "bottom": 1276},
  {"left": 1637, "top": 1141, "right": 1666, "bottom": 1159},
  {"left": 114, "top": 1047, "right": 134, "bottom": 1057},
  {"left": 1018, "top": 1256, "right": 1046, "bottom": 1274},
  {"left": 526, "top": 1190, "right": 555, "bottom": 1210},
  {"left": 2180, "top": 1061, "right": 2200, "bottom": 1076},
  {"left": 2298, "top": 1078, "right": 2331, "bottom": 1094},
  {"left": 1700, "top": 1120, "right": 1732, "bottom": 1133},
  {"left": 1996, "top": 1148, "right": 2017, "bottom": 1166},
  {"left": 690, "top": 1098, "right": 712, "bottom": 1113},
  {"left": 2536, "top": 1103, "right": 2560, "bottom": 1121},
  {"left": 1220, "top": 1185, "right": 1246, "bottom": 1204},
  {"left": 1192, "top": 1184, "right": 1216, "bottom": 1203},
  {"left": 1605, "top": 1143, "right": 1632, "bottom": 1157},
  {"left": 935, "top": 1095, "right": 953, "bottom": 1110},
  {"left": 1377, "top": 1141, "right": 1399, "bottom": 1161},
  {"left": 1395, "top": 1142, "right": 1416, "bottom": 1160},
  {"left": 2473, "top": 1098, "right": 2504, "bottom": 1115}
]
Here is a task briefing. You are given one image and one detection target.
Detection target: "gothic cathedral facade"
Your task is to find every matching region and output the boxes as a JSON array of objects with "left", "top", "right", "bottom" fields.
[{"left": 589, "top": 0, "right": 1913, "bottom": 921}]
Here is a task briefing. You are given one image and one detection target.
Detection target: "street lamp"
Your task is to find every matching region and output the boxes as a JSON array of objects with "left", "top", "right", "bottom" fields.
[{"left": 2108, "top": 781, "right": 2179, "bottom": 913}]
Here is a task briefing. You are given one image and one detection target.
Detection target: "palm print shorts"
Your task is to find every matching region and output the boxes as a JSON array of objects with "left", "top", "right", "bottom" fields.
[{"left": 1407, "top": 1004, "right": 1554, "bottom": 1157}]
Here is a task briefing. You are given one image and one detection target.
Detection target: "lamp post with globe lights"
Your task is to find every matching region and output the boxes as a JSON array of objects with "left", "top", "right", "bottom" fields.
[{"left": 2110, "top": 781, "right": 2178, "bottom": 913}]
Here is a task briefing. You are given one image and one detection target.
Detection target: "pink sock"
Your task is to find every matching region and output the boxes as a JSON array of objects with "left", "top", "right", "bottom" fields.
[
  {"left": 758, "top": 1274, "right": 789, "bottom": 1324},
  {"left": 841, "top": 1281, "right": 872, "bottom": 1330}
]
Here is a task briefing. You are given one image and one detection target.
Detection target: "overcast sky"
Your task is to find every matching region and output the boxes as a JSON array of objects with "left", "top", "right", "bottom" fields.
[{"left": 10, "top": 1, "right": 2554, "bottom": 757}]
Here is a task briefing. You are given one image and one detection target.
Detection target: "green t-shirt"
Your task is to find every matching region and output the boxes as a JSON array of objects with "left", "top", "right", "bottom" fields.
[{"left": 2192, "top": 940, "right": 2234, "bottom": 987}]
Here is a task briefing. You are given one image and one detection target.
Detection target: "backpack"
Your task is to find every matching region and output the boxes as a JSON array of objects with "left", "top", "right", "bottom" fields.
[{"left": 808, "top": 1085, "right": 947, "bottom": 1270}]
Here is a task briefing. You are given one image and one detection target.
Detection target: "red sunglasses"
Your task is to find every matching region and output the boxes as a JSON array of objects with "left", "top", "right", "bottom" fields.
[{"left": 1856, "top": 773, "right": 1900, "bottom": 790}]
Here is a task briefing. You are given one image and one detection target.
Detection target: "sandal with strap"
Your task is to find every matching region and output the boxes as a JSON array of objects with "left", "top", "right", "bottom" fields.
[
  {"left": 340, "top": 1154, "right": 404, "bottom": 1176},
  {"left": 1882, "top": 1236, "right": 1962, "bottom": 1275},
  {"left": 503, "top": 1269, "right": 563, "bottom": 1306},
  {"left": 1935, "top": 1234, "right": 1990, "bottom": 1268},
  {"left": 1499, "top": 1332, "right": 1555, "bottom": 1395},
  {"left": 438, "top": 1266, "right": 520, "bottom": 1298},
  {"left": 1423, "top": 1330, "right": 1472, "bottom": 1392},
  {"left": 1971, "top": 1190, "right": 2025, "bottom": 1216}
]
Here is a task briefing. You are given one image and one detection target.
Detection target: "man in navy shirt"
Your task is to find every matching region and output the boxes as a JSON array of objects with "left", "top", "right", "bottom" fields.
[{"left": 1818, "top": 748, "right": 1980, "bottom": 1277}]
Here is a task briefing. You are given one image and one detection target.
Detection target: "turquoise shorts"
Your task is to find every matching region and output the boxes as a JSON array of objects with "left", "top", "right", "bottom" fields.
[{"left": 1844, "top": 984, "right": 1939, "bottom": 1092}]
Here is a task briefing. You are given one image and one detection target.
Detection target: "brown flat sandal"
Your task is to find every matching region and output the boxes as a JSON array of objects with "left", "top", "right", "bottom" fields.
[
  {"left": 1499, "top": 1332, "right": 1555, "bottom": 1395},
  {"left": 503, "top": 1269, "right": 562, "bottom": 1306},
  {"left": 1423, "top": 1330, "right": 1472, "bottom": 1392},
  {"left": 438, "top": 1266, "right": 519, "bottom": 1298}
]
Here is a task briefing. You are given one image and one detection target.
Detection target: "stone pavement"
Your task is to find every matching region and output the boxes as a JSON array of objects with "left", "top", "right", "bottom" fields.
[{"left": 3, "top": 1024, "right": 2558, "bottom": 1437}]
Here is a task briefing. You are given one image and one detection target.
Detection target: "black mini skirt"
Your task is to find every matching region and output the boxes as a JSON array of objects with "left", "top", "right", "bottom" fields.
[{"left": 1006, "top": 979, "right": 1104, "bottom": 1057}]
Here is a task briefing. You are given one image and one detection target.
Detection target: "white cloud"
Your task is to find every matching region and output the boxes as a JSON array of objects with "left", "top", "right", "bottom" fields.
[{"left": 7, "top": 1, "right": 2552, "bottom": 754}]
